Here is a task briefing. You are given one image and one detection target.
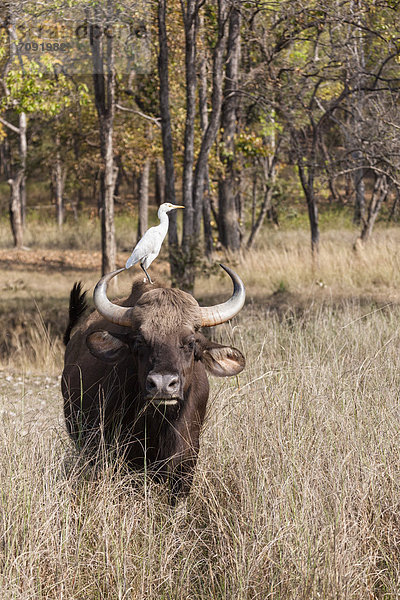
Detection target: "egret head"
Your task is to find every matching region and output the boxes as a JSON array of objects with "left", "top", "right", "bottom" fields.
[{"left": 158, "top": 202, "right": 185, "bottom": 217}]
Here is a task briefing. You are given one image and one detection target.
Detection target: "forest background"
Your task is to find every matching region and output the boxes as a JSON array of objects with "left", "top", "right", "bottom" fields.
[{"left": 1, "top": 0, "right": 400, "bottom": 290}]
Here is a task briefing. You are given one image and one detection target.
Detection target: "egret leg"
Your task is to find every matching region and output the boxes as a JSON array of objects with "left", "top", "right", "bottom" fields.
[{"left": 141, "top": 263, "right": 154, "bottom": 284}]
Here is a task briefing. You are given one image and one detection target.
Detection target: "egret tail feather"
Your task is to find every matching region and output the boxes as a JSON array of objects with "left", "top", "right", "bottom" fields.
[{"left": 126, "top": 255, "right": 138, "bottom": 269}]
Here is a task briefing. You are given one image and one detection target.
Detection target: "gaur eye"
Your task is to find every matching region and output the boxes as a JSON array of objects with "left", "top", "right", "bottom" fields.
[
  {"left": 182, "top": 338, "right": 195, "bottom": 352},
  {"left": 133, "top": 336, "right": 147, "bottom": 351}
]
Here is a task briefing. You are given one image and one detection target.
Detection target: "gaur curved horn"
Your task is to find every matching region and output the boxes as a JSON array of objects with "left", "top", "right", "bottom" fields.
[
  {"left": 200, "top": 264, "right": 245, "bottom": 327},
  {"left": 93, "top": 268, "right": 134, "bottom": 327}
]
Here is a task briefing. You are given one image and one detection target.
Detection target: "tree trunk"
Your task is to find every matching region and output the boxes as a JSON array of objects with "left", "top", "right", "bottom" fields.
[
  {"left": 297, "top": 157, "right": 320, "bottom": 260},
  {"left": 307, "top": 191, "right": 320, "bottom": 260},
  {"left": 54, "top": 132, "right": 65, "bottom": 228},
  {"left": 358, "top": 174, "right": 388, "bottom": 244},
  {"left": 217, "top": 3, "right": 241, "bottom": 252},
  {"left": 353, "top": 166, "right": 365, "bottom": 225},
  {"left": 73, "top": 131, "right": 81, "bottom": 217},
  {"left": 0, "top": 140, "right": 11, "bottom": 179},
  {"left": 349, "top": 0, "right": 366, "bottom": 226},
  {"left": 202, "top": 177, "right": 214, "bottom": 260},
  {"left": 102, "top": 118, "right": 117, "bottom": 276},
  {"left": 180, "top": 0, "right": 228, "bottom": 290},
  {"left": 4, "top": 11, "right": 27, "bottom": 234},
  {"left": 4, "top": 116, "right": 27, "bottom": 248},
  {"left": 192, "top": 0, "right": 229, "bottom": 237},
  {"left": 388, "top": 188, "right": 399, "bottom": 222},
  {"left": 137, "top": 158, "right": 150, "bottom": 241},
  {"left": 247, "top": 179, "right": 274, "bottom": 249},
  {"left": 3, "top": 117, "right": 27, "bottom": 247},
  {"left": 158, "top": 0, "right": 228, "bottom": 290},
  {"left": 198, "top": 18, "right": 214, "bottom": 260},
  {"left": 91, "top": 3, "right": 117, "bottom": 276},
  {"left": 158, "top": 0, "right": 179, "bottom": 283},
  {"left": 320, "top": 137, "right": 340, "bottom": 204},
  {"left": 181, "top": 0, "right": 198, "bottom": 265},
  {"left": 8, "top": 171, "right": 24, "bottom": 248},
  {"left": 131, "top": 172, "right": 139, "bottom": 201},
  {"left": 251, "top": 173, "right": 257, "bottom": 231},
  {"left": 155, "top": 158, "right": 165, "bottom": 206},
  {"left": 247, "top": 138, "right": 279, "bottom": 249},
  {"left": 19, "top": 112, "right": 27, "bottom": 226}
]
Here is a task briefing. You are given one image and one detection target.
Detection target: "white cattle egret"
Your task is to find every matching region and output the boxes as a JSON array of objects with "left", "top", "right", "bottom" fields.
[{"left": 125, "top": 202, "right": 184, "bottom": 283}]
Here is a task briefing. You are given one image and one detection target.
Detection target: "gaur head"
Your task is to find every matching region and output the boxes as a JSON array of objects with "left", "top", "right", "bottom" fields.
[{"left": 86, "top": 265, "right": 246, "bottom": 409}]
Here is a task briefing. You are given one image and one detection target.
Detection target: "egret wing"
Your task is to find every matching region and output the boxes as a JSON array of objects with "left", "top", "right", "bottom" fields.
[
  {"left": 142, "top": 252, "right": 159, "bottom": 270},
  {"left": 125, "top": 227, "right": 162, "bottom": 269}
]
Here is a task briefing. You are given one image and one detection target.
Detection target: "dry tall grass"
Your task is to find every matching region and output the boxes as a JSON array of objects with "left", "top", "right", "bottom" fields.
[
  {"left": 0, "top": 214, "right": 141, "bottom": 253},
  {"left": 1, "top": 223, "right": 400, "bottom": 598},
  {"left": 1, "top": 302, "right": 400, "bottom": 598},
  {"left": 199, "top": 227, "right": 400, "bottom": 303}
]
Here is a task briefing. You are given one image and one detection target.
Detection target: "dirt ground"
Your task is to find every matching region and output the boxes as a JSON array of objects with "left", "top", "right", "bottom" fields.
[
  {"left": 0, "top": 248, "right": 103, "bottom": 272},
  {"left": 0, "top": 248, "right": 172, "bottom": 352}
]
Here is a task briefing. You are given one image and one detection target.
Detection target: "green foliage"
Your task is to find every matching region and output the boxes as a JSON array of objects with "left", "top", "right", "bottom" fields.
[
  {"left": 235, "top": 132, "right": 270, "bottom": 159},
  {"left": 1, "top": 57, "right": 90, "bottom": 115}
]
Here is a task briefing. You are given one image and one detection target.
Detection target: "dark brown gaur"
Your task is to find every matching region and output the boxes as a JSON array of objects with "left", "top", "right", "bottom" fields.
[{"left": 61, "top": 264, "right": 245, "bottom": 499}]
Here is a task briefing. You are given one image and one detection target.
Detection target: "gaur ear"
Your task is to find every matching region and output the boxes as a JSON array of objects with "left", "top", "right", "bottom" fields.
[
  {"left": 201, "top": 342, "right": 245, "bottom": 377},
  {"left": 86, "top": 331, "right": 129, "bottom": 363}
]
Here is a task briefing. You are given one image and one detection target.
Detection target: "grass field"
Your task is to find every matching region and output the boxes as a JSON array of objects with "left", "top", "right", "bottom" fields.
[{"left": 1, "top": 218, "right": 400, "bottom": 599}]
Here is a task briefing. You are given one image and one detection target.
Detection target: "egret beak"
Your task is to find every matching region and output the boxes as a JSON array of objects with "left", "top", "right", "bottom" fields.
[{"left": 174, "top": 205, "right": 185, "bottom": 209}]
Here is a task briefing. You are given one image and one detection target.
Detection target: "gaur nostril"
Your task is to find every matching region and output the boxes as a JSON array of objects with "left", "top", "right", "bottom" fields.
[
  {"left": 167, "top": 376, "right": 179, "bottom": 391},
  {"left": 146, "top": 373, "right": 180, "bottom": 397},
  {"left": 146, "top": 373, "right": 161, "bottom": 393}
]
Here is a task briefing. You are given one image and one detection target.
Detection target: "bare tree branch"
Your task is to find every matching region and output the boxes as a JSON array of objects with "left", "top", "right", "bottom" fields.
[
  {"left": 0, "top": 115, "right": 20, "bottom": 134},
  {"left": 116, "top": 104, "right": 161, "bottom": 128}
]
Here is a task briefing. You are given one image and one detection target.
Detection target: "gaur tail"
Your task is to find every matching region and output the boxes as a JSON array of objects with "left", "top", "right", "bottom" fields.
[{"left": 63, "top": 282, "right": 88, "bottom": 346}]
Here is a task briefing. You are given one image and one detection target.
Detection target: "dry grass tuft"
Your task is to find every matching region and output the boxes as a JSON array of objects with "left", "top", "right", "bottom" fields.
[{"left": 0, "top": 305, "right": 64, "bottom": 375}]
